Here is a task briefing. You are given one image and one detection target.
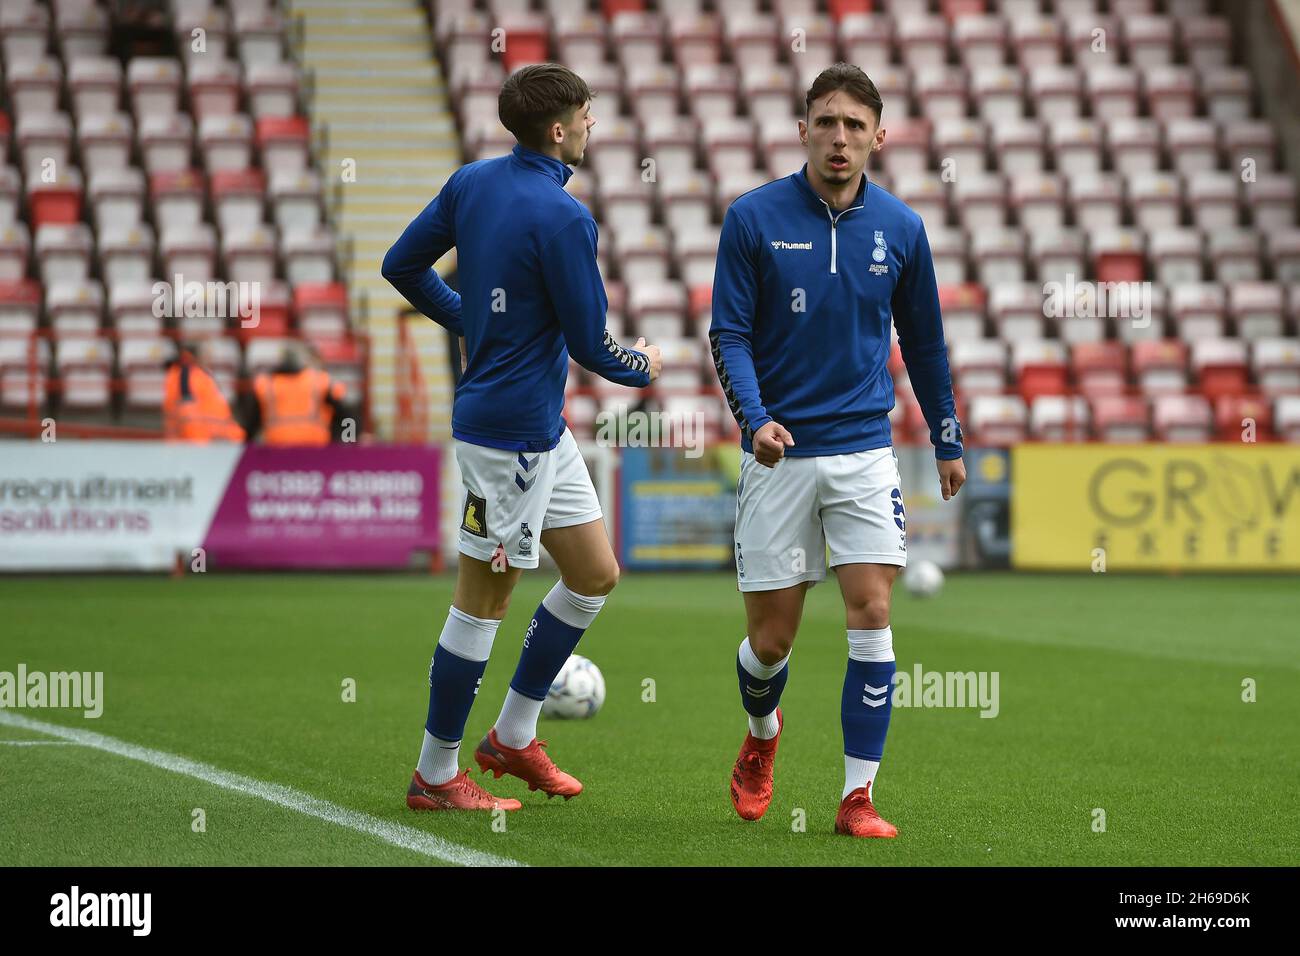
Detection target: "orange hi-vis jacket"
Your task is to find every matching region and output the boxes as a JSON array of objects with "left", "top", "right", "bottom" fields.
[
  {"left": 253, "top": 368, "right": 344, "bottom": 446},
  {"left": 163, "top": 359, "right": 245, "bottom": 443}
]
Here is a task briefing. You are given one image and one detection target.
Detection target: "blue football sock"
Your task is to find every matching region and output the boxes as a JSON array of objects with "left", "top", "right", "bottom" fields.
[
  {"left": 841, "top": 657, "right": 895, "bottom": 761},
  {"left": 736, "top": 637, "right": 788, "bottom": 719},
  {"left": 507, "top": 582, "right": 603, "bottom": 701},
  {"left": 425, "top": 643, "right": 488, "bottom": 743}
]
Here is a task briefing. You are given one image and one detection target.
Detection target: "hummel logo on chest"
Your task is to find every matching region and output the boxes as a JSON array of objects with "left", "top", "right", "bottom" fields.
[{"left": 771, "top": 240, "right": 813, "bottom": 250}]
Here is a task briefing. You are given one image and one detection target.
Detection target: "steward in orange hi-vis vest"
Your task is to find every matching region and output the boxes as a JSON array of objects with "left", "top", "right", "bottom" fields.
[
  {"left": 249, "top": 351, "right": 348, "bottom": 446},
  {"left": 162, "top": 348, "right": 245, "bottom": 443}
]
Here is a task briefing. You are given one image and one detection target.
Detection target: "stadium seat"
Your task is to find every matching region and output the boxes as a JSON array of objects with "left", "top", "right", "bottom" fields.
[
  {"left": 35, "top": 223, "right": 93, "bottom": 286},
  {"left": 1091, "top": 394, "right": 1151, "bottom": 442},
  {"left": 927, "top": 228, "right": 968, "bottom": 285},
  {"left": 969, "top": 394, "right": 1028, "bottom": 445},
  {"left": 0, "top": 278, "right": 41, "bottom": 336},
  {"left": 1142, "top": 65, "right": 1196, "bottom": 121},
  {"left": 161, "top": 223, "right": 218, "bottom": 283},
  {"left": 1201, "top": 67, "right": 1253, "bottom": 123},
  {"left": 0, "top": 223, "right": 31, "bottom": 282},
  {"left": 949, "top": 338, "right": 1008, "bottom": 395},
  {"left": 1253, "top": 338, "right": 1300, "bottom": 395},
  {"left": 127, "top": 57, "right": 182, "bottom": 117},
  {"left": 1208, "top": 230, "right": 1262, "bottom": 284},
  {"left": 0, "top": 334, "right": 48, "bottom": 409},
  {"left": 200, "top": 114, "right": 255, "bottom": 173},
  {"left": 643, "top": 117, "right": 699, "bottom": 183},
  {"left": 838, "top": 13, "right": 893, "bottom": 67},
  {"left": 256, "top": 116, "right": 310, "bottom": 175},
  {"left": 151, "top": 170, "right": 207, "bottom": 230},
  {"left": 1215, "top": 394, "right": 1274, "bottom": 442},
  {"left": 98, "top": 224, "right": 155, "bottom": 286},
  {"left": 233, "top": 6, "right": 287, "bottom": 66},
  {"left": 27, "top": 168, "right": 85, "bottom": 229},
  {"left": 1068, "top": 173, "right": 1123, "bottom": 231},
  {"left": 56, "top": 3, "right": 110, "bottom": 61},
  {"left": 1276, "top": 395, "right": 1300, "bottom": 442},
  {"left": 993, "top": 119, "right": 1045, "bottom": 178},
  {"left": 188, "top": 58, "right": 242, "bottom": 120},
  {"left": 1128, "top": 172, "right": 1182, "bottom": 232},
  {"left": 1071, "top": 341, "right": 1128, "bottom": 396},
  {"left": 1008, "top": 16, "right": 1060, "bottom": 69},
  {"left": 293, "top": 283, "right": 349, "bottom": 341},
  {"left": 5, "top": 57, "right": 63, "bottom": 118},
  {"left": 969, "top": 226, "right": 1024, "bottom": 285},
  {"left": 1030, "top": 229, "right": 1086, "bottom": 287},
  {"left": 282, "top": 228, "right": 337, "bottom": 287},
  {"left": 1166, "top": 282, "right": 1225, "bottom": 342},
  {"left": 246, "top": 61, "right": 300, "bottom": 120},
  {"left": 1013, "top": 339, "right": 1069, "bottom": 401},
  {"left": 1180, "top": 15, "right": 1233, "bottom": 70},
  {"left": 17, "top": 112, "right": 74, "bottom": 172},
  {"left": 1165, "top": 117, "right": 1219, "bottom": 177},
  {"left": 223, "top": 225, "right": 278, "bottom": 284},
  {"left": 55, "top": 335, "right": 113, "bottom": 410},
  {"left": 1029, "top": 65, "right": 1082, "bottom": 119},
  {"left": 1229, "top": 282, "right": 1287, "bottom": 340},
  {"left": 1187, "top": 171, "right": 1240, "bottom": 232},
  {"left": 1132, "top": 339, "right": 1189, "bottom": 394},
  {"left": 87, "top": 167, "right": 146, "bottom": 233},
  {"left": 119, "top": 337, "right": 176, "bottom": 409},
  {"left": 269, "top": 169, "right": 323, "bottom": 233},
  {"left": 1150, "top": 229, "right": 1204, "bottom": 286},
  {"left": 1030, "top": 394, "right": 1091, "bottom": 441},
  {"left": 109, "top": 280, "right": 165, "bottom": 337},
  {"left": 936, "top": 284, "right": 985, "bottom": 341},
  {"left": 1011, "top": 174, "right": 1066, "bottom": 233},
  {"left": 1152, "top": 393, "right": 1213, "bottom": 441},
  {"left": 211, "top": 169, "right": 267, "bottom": 233},
  {"left": 1190, "top": 338, "right": 1250, "bottom": 398},
  {"left": 1266, "top": 229, "right": 1300, "bottom": 283},
  {"left": 988, "top": 283, "right": 1045, "bottom": 341},
  {"left": 1246, "top": 175, "right": 1297, "bottom": 232}
]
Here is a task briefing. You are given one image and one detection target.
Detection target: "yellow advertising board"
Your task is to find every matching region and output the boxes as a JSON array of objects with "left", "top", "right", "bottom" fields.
[{"left": 1012, "top": 444, "right": 1300, "bottom": 571}]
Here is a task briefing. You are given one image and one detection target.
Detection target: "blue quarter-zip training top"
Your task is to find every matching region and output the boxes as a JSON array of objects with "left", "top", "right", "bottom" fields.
[
  {"left": 710, "top": 166, "right": 963, "bottom": 460},
  {"left": 382, "top": 144, "right": 652, "bottom": 451}
]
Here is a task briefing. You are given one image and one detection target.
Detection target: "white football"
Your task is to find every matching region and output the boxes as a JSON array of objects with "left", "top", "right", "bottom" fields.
[
  {"left": 542, "top": 654, "right": 606, "bottom": 719},
  {"left": 903, "top": 559, "right": 945, "bottom": 598}
]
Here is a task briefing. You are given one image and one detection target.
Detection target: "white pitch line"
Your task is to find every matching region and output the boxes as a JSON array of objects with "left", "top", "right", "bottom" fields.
[
  {"left": 0, "top": 712, "right": 524, "bottom": 868},
  {"left": 0, "top": 739, "right": 79, "bottom": 746}
]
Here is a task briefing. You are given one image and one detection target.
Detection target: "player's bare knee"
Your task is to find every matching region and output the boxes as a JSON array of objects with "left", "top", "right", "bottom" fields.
[
  {"left": 846, "top": 595, "right": 891, "bottom": 630},
  {"left": 750, "top": 630, "right": 795, "bottom": 665},
  {"left": 570, "top": 561, "right": 618, "bottom": 597}
]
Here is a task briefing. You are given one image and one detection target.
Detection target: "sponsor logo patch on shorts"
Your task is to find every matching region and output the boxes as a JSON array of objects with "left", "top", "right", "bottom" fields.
[{"left": 461, "top": 490, "right": 488, "bottom": 538}]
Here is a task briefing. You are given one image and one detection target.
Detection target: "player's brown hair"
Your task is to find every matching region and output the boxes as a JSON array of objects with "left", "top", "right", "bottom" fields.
[
  {"left": 498, "top": 64, "right": 593, "bottom": 151},
  {"left": 804, "top": 62, "right": 883, "bottom": 124}
]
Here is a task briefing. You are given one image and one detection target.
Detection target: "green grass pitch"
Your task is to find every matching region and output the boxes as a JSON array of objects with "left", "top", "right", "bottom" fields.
[{"left": 1, "top": 572, "right": 1295, "bottom": 866}]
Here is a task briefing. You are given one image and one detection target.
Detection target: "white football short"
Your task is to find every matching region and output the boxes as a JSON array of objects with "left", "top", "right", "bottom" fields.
[
  {"left": 734, "top": 446, "right": 908, "bottom": 591},
  {"left": 454, "top": 429, "right": 602, "bottom": 569}
]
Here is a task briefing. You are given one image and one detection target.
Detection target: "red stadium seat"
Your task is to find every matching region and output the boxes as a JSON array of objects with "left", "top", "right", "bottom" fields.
[
  {"left": 1190, "top": 338, "right": 1250, "bottom": 398},
  {"left": 1013, "top": 339, "right": 1069, "bottom": 401},
  {"left": 1215, "top": 394, "right": 1274, "bottom": 442},
  {"left": 1072, "top": 341, "right": 1129, "bottom": 396}
]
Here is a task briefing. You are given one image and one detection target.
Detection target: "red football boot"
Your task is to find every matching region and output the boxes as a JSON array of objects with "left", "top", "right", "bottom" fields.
[
  {"left": 730, "top": 708, "right": 782, "bottom": 821},
  {"left": 406, "top": 768, "right": 522, "bottom": 811},
  {"left": 834, "top": 782, "right": 898, "bottom": 838},
  {"left": 474, "top": 729, "right": 583, "bottom": 799}
]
